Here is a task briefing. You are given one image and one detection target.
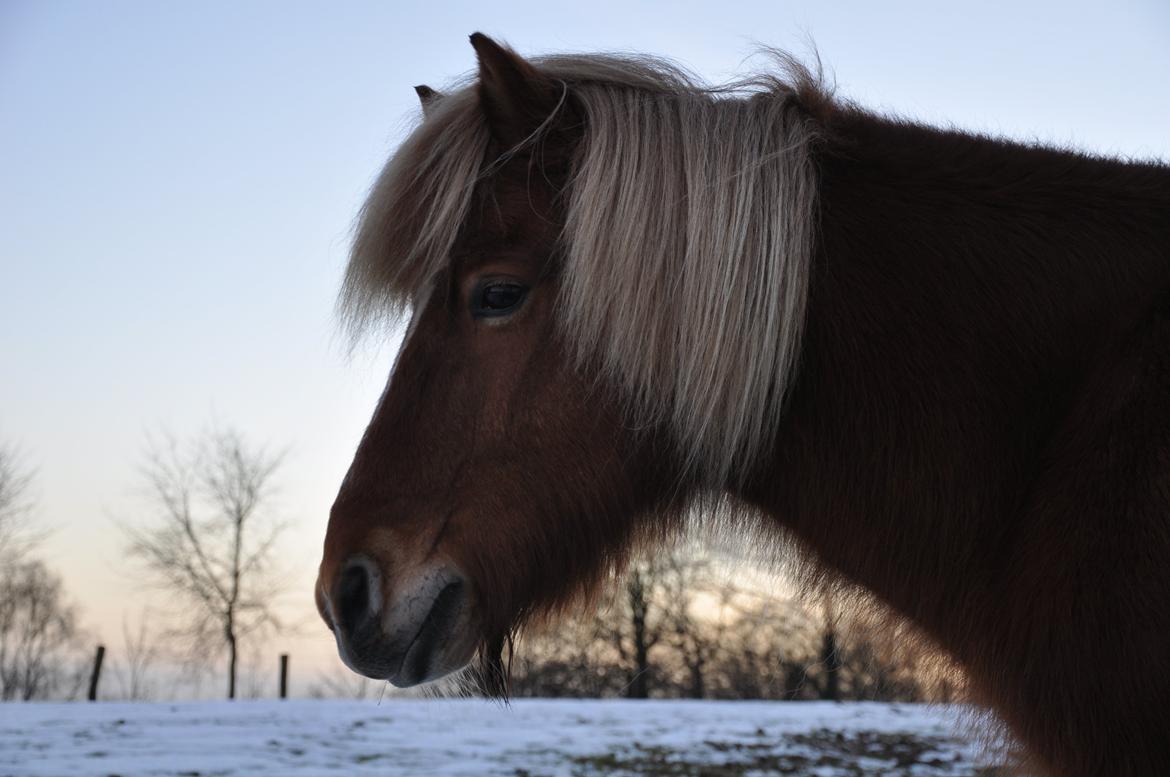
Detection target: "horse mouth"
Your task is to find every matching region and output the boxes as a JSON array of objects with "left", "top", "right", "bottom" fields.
[
  {"left": 330, "top": 563, "right": 478, "bottom": 687},
  {"left": 396, "top": 579, "right": 468, "bottom": 685}
]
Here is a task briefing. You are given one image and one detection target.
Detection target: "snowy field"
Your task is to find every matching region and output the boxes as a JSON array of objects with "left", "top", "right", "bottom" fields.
[{"left": 0, "top": 699, "right": 1007, "bottom": 776}]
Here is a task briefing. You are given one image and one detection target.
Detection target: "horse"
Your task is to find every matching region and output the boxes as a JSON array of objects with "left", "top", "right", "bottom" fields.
[{"left": 316, "top": 34, "right": 1170, "bottom": 776}]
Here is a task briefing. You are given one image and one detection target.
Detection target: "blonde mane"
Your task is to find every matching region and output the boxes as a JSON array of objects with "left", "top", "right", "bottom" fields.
[{"left": 342, "top": 49, "right": 823, "bottom": 485}]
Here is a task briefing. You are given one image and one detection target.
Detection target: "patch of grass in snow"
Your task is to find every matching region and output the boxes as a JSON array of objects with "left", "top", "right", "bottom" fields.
[{"left": 566, "top": 730, "right": 1008, "bottom": 777}]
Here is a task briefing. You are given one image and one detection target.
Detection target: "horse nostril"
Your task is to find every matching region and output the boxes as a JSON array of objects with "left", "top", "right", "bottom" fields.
[{"left": 336, "top": 558, "right": 379, "bottom": 637}]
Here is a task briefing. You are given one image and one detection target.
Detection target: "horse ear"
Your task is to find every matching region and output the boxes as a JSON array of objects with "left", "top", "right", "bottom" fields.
[
  {"left": 469, "top": 32, "right": 559, "bottom": 147},
  {"left": 414, "top": 84, "right": 441, "bottom": 117}
]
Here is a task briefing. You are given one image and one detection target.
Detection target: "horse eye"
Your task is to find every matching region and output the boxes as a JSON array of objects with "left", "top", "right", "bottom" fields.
[{"left": 471, "top": 281, "right": 528, "bottom": 319}]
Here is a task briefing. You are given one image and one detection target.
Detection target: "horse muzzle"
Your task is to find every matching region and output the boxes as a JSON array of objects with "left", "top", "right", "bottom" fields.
[{"left": 321, "top": 556, "right": 478, "bottom": 686}]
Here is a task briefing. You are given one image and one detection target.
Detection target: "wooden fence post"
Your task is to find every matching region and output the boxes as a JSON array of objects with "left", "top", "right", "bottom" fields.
[
  {"left": 87, "top": 645, "right": 105, "bottom": 701},
  {"left": 279, "top": 653, "right": 289, "bottom": 699}
]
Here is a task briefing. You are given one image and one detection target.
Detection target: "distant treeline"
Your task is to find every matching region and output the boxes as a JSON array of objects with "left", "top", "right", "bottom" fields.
[{"left": 506, "top": 551, "right": 964, "bottom": 703}]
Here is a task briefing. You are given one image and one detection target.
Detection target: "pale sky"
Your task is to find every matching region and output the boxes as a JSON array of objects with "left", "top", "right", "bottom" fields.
[{"left": 2, "top": 0, "right": 1167, "bottom": 696}]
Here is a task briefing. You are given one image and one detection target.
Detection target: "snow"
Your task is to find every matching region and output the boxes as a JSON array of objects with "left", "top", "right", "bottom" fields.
[{"left": 0, "top": 699, "right": 1002, "bottom": 776}]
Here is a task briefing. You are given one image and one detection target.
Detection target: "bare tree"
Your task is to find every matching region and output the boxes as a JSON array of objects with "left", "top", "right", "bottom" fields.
[
  {"left": 124, "top": 427, "right": 288, "bottom": 700},
  {"left": 0, "top": 560, "right": 83, "bottom": 700},
  {"left": 592, "top": 548, "right": 707, "bottom": 699},
  {"left": 818, "top": 589, "right": 842, "bottom": 701},
  {"left": 0, "top": 442, "right": 85, "bottom": 701},
  {"left": 512, "top": 613, "right": 628, "bottom": 698},
  {"left": 110, "top": 610, "right": 162, "bottom": 701},
  {"left": 510, "top": 553, "right": 684, "bottom": 699},
  {"left": 619, "top": 563, "right": 658, "bottom": 698},
  {"left": 658, "top": 549, "right": 720, "bottom": 698},
  {"left": 704, "top": 587, "right": 819, "bottom": 700},
  {"left": 0, "top": 441, "right": 36, "bottom": 568},
  {"left": 599, "top": 559, "right": 671, "bottom": 698}
]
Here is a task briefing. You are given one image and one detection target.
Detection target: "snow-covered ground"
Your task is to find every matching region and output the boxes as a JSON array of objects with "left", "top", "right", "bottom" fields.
[{"left": 0, "top": 699, "right": 1005, "bottom": 776}]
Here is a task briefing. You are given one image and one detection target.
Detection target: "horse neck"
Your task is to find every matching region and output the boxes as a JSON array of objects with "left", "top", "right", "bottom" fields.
[{"left": 739, "top": 106, "right": 1170, "bottom": 656}]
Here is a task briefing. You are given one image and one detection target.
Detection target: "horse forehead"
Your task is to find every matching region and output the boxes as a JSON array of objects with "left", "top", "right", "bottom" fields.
[
  {"left": 469, "top": 157, "right": 564, "bottom": 233},
  {"left": 453, "top": 195, "right": 562, "bottom": 271}
]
